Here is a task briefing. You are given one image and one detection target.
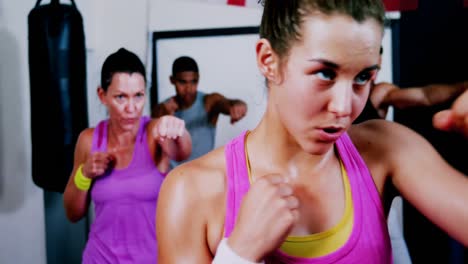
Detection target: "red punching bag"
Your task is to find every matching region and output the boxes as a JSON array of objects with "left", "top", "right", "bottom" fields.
[{"left": 28, "top": 0, "right": 88, "bottom": 192}]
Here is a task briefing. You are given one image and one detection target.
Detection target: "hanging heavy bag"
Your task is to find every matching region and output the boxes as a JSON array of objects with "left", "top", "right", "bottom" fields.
[{"left": 28, "top": 0, "right": 88, "bottom": 193}]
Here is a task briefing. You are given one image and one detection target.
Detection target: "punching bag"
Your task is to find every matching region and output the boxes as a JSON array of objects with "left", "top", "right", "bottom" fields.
[{"left": 28, "top": 0, "right": 88, "bottom": 193}]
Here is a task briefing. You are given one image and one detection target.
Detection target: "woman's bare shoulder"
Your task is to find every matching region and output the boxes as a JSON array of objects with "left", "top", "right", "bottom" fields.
[
  {"left": 348, "top": 119, "right": 425, "bottom": 152},
  {"left": 79, "top": 127, "right": 95, "bottom": 141},
  {"left": 161, "top": 146, "right": 228, "bottom": 203},
  {"left": 75, "top": 128, "right": 95, "bottom": 154},
  {"left": 347, "top": 119, "right": 428, "bottom": 193},
  {"left": 348, "top": 119, "right": 437, "bottom": 168},
  {"left": 156, "top": 146, "right": 229, "bottom": 261}
]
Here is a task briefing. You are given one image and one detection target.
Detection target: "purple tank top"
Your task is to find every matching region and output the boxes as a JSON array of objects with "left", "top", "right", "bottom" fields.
[
  {"left": 224, "top": 131, "right": 392, "bottom": 263},
  {"left": 82, "top": 116, "right": 164, "bottom": 264}
]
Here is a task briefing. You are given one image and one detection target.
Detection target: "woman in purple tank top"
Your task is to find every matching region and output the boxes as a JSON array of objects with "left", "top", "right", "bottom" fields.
[
  {"left": 156, "top": 1, "right": 468, "bottom": 263},
  {"left": 63, "top": 48, "right": 192, "bottom": 263}
]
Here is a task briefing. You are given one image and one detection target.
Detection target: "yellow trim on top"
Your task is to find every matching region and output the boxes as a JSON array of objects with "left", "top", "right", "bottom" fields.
[
  {"left": 279, "top": 162, "right": 353, "bottom": 258},
  {"left": 243, "top": 133, "right": 354, "bottom": 258},
  {"left": 244, "top": 131, "right": 253, "bottom": 183}
]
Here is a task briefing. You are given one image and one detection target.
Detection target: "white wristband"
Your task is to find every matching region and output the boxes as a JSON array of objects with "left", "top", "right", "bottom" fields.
[{"left": 212, "top": 238, "right": 265, "bottom": 264}]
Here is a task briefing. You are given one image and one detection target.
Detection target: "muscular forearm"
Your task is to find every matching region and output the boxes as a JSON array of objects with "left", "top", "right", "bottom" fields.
[
  {"left": 424, "top": 81, "right": 467, "bottom": 106},
  {"left": 214, "top": 99, "right": 240, "bottom": 115},
  {"left": 152, "top": 103, "right": 170, "bottom": 118},
  {"left": 385, "top": 88, "right": 428, "bottom": 108},
  {"left": 205, "top": 93, "right": 247, "bottom": 124},
  {"left": 63, "top": 180, "right": 90, "bottom": 222},
  {"left": 164, "top": 130, "right": 192, "bottom": 161},
  {"left": 387, "top": 81, "right": 467, "bottom": 109}
]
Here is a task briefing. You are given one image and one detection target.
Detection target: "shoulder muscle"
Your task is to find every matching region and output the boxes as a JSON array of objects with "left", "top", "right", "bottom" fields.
[{"left": 156, "top": 148, "right": 227, "bottom": 262}]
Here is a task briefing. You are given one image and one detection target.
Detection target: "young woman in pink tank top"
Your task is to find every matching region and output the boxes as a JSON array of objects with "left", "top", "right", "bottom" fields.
[
  {"left": 63, "top": 48, "right": 192, "bottom": 263},
  {"left": 156, "top": 1, "right": 468, "bottom": 263}
]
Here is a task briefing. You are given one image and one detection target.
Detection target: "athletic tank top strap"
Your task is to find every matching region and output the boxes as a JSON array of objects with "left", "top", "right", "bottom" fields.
[
  {"left": 335, "top": 133, "right": 386, "bottom": 216},
  {"left": 224, "top": 131, "right": 249, "bottom": 238},
  {"left": 91, "top": 119, "right": 108, "bottom": 153},
  {"left": 132, "top": 116, "right": 154, "bottom": 167},
  {"left": 136, "top": 116, "right": 150, "bottom": 143}
]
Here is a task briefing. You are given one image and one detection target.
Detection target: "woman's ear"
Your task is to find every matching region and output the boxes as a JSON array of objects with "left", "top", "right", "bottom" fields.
[
  {"left": 97, "top": 87, "right": 107, "bottom": 105},
  {"left": 256, "top": 38, "right": 281, "bottom": 85}
]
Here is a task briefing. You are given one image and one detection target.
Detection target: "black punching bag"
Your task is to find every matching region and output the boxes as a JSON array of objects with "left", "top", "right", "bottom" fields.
[{"left": 28, "top": 0, "right": 88, "bottom": 192}]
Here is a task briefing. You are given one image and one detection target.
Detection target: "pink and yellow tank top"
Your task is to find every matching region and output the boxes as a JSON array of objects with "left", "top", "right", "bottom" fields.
[{"left": 223, "top": 131, "right": 392, "bottom": 263}]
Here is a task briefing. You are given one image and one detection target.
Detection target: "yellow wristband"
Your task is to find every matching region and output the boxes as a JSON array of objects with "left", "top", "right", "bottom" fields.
[{"left": 74, "top": 165, "right": 92, "bottom": 191}]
